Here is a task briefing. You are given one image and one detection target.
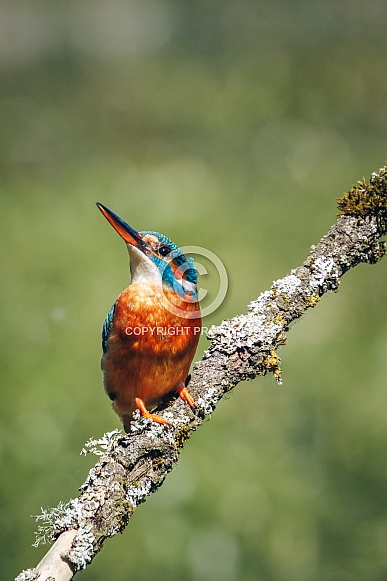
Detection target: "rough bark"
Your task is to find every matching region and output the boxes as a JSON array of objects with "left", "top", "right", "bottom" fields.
[{"left": 16, "top": 164, "right": 387, "bottom": 581}]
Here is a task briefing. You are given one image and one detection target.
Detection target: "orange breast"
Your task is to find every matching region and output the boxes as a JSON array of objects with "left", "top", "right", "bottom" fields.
[{"left": 102, "top": 282, "right": 201, "bottom": 424}]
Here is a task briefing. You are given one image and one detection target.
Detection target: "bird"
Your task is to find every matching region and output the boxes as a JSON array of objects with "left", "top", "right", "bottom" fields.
[{"left": 97, "top": 203, "right": 201, "bottom": 431}]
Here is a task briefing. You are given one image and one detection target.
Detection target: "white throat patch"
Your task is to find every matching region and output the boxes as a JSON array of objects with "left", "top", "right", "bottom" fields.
[{"left": 127, "top": 244, "right": 162, "bottom": 286}]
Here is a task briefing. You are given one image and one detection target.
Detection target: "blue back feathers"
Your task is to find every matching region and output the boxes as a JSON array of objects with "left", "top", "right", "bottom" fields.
[{"left": 102, "top": 302, "right": 116, "bottom": 354}]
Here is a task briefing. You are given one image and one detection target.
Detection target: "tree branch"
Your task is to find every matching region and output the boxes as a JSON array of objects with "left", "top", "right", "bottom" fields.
[{"left": 16, "top": 164, "right": 387, "bottom": 581}]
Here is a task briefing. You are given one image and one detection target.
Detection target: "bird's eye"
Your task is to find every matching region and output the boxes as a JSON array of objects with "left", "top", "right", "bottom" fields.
[{"left": 159, "top": 245, "right": 171, "bottom": 257}]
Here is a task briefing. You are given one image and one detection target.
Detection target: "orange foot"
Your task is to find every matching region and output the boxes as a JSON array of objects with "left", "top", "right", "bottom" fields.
[
  {"left": 177, "top": 385, "right": 196, "bottom": 408},
  {"left": 135, "top": 398, "right": 170, "bottom": 425}
]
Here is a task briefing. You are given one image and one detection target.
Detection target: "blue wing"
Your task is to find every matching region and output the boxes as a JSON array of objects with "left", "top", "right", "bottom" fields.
[{"left": 102, "top": 302, "right": 117, "bottom": 354}]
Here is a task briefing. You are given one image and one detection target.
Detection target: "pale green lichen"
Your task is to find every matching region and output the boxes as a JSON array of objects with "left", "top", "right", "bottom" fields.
[
  {"left": 196, "top": 386, "right": 218, "bottom": 416},
  {"left": 126, "top": 478, "right": 152, "bottom": 508},
  {"left": 32, "top": 501, "right": 73, "bottom": 547},
  {"left": 32, "top": 500, "right": 97, "bottom": 570},
  {"left": 272, "top": 274, "right": 301, "bottom": 296},
  {"left": 65, "top": 525, "right": 95, "bottom": 571},
  {"left": 80, "top": 429, "right": 122, "bottom": 457},
  {"left": 309, "top": 256, "right": 339, "bottom": 291},
  {"left": 15, "top": 568, "right": 39, "bottom": 581}
]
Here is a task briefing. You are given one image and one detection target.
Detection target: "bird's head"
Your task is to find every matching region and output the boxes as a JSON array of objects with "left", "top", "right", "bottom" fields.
[{"left": 97, "top": 203, "right": 198, "bottom": 299}]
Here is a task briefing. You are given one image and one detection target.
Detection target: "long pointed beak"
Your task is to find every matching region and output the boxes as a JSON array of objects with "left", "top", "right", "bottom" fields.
[{"left": 96, "top": 203, "right": 146, "bottom": 249}]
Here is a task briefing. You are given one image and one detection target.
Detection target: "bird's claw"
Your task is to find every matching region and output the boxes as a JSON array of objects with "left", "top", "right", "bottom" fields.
[
  {"left": 177, "top": 386, "right": 196, "bottom": 408},
  {"left": 135, "top": 398, "right": 170, "bottom": 425}
]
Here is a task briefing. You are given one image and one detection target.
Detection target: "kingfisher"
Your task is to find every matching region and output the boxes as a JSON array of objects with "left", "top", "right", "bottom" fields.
[{"left": 97, "top": 203, "right": 201, "bottom": 431}]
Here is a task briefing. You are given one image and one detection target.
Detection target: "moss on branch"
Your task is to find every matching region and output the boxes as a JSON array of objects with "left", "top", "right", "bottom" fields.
[{"left": 338, "top": 163, "right": 387, "bottom": 235}]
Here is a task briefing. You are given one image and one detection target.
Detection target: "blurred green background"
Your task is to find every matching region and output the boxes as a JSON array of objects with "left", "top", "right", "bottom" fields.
[{"left": 1, "top": 1, "right": 387, "bottom": 580}]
